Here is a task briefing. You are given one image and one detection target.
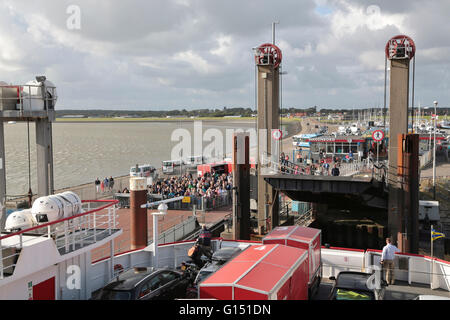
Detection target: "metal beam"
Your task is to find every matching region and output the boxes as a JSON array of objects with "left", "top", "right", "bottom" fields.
[
  {"left": 35, "top": 118, "right": 54, "bottom": 196},
  {"left": 264, "top": 175, "right": 388, "bottom": 209},
  {"left": 0, "top": 122, "right": 6, "bottom": 230}
]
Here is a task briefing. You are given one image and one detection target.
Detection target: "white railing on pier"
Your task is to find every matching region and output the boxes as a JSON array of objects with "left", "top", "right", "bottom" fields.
[
  {"left": 260, "top": 153, "right": 373, "bottom": 178},
  {"left": 0, "top": 199, "right": 118, "bottom": 280},
  {"left": 419, "top": 149, "right": 433, "bottom": 169}
]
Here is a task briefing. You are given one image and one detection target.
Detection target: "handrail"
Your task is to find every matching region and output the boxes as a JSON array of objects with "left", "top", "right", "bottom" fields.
[{"left": 0, "top": 199, "right": 118, "bottom": 241}]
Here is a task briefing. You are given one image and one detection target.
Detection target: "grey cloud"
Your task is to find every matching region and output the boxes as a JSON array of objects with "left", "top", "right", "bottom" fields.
[{"left": 0, "top": 0, "right": 449, "bottom": 110}]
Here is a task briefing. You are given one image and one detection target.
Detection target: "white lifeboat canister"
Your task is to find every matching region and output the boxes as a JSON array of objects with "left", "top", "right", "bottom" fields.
[
  {"left": 59, "top": 191, "right": 82, "bottom": 218},
  {"left": 32, "top": 195, "right": 64, "bottom": 223},
  {"left": 31, "top": 191, "right": 82, "bottom": 224},
  {"left": 5, "top": 209, "right": 36, "bottom": 232}
]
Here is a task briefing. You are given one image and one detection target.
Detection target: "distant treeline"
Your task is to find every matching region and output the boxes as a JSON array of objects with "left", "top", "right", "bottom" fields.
[{"left": 56, "top": 106, "right": 449, "bottom": 118}]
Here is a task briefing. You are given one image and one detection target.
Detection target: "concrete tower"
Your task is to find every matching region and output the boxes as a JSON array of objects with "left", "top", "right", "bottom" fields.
[
  {"left": 385, "top": 35, "right": 419, "bottom": 252},
  {"left": 231, "top": 132, "right": 251, "bottom": 240},
  {"left": 254, "top": 43, "right": 282, "bottom": 234}
]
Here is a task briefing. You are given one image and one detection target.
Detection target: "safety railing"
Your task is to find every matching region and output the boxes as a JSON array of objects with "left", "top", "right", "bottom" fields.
[
  {"left": 150, "top": 192, "right": 232, "bottom": 212},
  {"left": 338, "top": 161, "right": 365, "bottom": 176},
  {"left": 92, "top": 214, "right": 198, "bottom": 262},
  {"left": 260, "top": 153, "right": 372, "bottom": 178},
  {"left": 0, "top": 199, "right": 118, "bottom": 279},
  {"left": 0, "top": 83, "right": 57, "bottom": 116},
  {"left": 295, "top": 208, "right": 315, "bottom": 227},
  {"left": 419, "top": 149, "right": 433, "bottom": 169}
]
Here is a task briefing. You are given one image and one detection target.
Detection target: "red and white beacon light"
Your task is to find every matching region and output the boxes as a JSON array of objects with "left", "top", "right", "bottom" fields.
[
  {"left": 385, "top": 34, "right": 416, "bottom": 60},
  {"left": 254, "top": 43, "right": 283, "bottom": 69}
]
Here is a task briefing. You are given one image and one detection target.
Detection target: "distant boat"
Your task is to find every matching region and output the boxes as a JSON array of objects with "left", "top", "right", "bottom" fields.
[
  {"left": 438, "top": 121, "right": 450, "bottom": 129},
  {"left": 7, "top": 121, "right": 16, "bottom": 124}
]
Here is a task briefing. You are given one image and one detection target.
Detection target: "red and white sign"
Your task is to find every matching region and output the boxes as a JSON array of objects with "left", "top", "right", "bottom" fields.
[
  {"left": 272, "top": 129, "right": 282, "bottom": 140},
  {"left": 199, "top": 244, "right": 309, "bottom": 300},
  {"left": 372, "top": 130, "right": 384, "bottom": 142}
]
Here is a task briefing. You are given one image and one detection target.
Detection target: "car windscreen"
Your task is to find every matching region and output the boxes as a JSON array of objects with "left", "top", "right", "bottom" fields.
[
  {"left": 195, "top": 271, "right": 213, "bottom": 284},
  {"left": 99, "top": 290, "right": 132, "bottom": 300},
  {"left": 163, "top": 162, "right": 173, "bottom": 166},
  {"left": 335, "top": 289, "right": 372, "bottom": 300},
  {"left": 336, "top": 273, "right": 370, "bottom": 291}
]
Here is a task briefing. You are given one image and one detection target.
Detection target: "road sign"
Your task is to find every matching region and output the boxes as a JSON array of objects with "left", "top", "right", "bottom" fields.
[
  {"left": 182, "top": 197, "right": 191, "bottom": 204},
  {"left": 272, "top": 129, "right": 282, "bottom": 140},
  {"left": 372, "top": 130, "right": 384, "bottom": 142}
]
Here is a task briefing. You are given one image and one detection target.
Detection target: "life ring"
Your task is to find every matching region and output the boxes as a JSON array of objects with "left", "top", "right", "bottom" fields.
[{"left": 114, "top": 264, "right": 124, "bottom": 273}]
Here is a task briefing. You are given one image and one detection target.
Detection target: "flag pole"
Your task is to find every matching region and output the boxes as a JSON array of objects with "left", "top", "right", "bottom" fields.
[{"left": 430, "top": 224, "right": 434, "bottom": 289}]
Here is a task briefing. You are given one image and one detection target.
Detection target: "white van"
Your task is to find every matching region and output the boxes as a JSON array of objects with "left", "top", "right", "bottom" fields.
[
  {"left": 130, "top": 164, "right": 156, "bottom": 177},
  {"left": 162, "top": 160, "right": 182, "bottom": 174},
  {"left": 185, "top": 155, "right": 207, "bottom": 167}
]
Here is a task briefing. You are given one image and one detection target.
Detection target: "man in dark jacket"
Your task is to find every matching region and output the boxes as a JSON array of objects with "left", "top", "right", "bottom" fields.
[
  {"left": 197, "top": 225, "right": 212, "bottom": 259},
  {"left": 331, "top": 165, "right": 340, "bottom": 176}
]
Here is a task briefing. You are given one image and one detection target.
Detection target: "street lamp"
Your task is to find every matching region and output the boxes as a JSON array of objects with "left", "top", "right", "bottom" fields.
[
  {"left": 424, "top": 107, "right": 432, "bottom": 151},
  {"left": 432, "top": 101, "right": 438, "bottom": 200}
]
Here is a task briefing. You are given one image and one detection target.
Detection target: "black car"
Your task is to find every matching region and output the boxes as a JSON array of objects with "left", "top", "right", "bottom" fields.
[
  {"left": 94, "top": 267, "right": 190, "bottom": 300},
  {"left": 328, "top": 271, "right": 387, "bottom": 300}
]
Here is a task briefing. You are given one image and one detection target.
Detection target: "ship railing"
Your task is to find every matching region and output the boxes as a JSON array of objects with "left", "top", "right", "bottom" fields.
[
  {"left": 89, "top": 239, "right": 450, "bottom": 294},
  {"left": 0, "top": 199, "right": 118, "bottom": 280},
  {"left": 91, "top": 214, "right": 198, "bottom": 262}
]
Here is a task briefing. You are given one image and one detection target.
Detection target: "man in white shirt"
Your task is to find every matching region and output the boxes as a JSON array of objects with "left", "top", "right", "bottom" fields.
[{"left": 381, "top": 238, "right": 400, "bottom": 285}]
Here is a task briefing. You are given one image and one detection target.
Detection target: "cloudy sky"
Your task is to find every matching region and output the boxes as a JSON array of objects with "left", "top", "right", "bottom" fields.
[{"left": 0, "top": 0, "right": 449, "bottom": 110}]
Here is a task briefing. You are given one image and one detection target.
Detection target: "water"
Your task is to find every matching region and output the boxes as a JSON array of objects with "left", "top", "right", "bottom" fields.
[{"left": 3, "top": 120, "right": 257, "bottom": 197}]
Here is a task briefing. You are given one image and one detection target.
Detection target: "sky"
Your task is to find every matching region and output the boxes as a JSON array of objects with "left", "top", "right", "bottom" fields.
[{"left": 0, "top": 0, "right": 449, "bottom": 110}]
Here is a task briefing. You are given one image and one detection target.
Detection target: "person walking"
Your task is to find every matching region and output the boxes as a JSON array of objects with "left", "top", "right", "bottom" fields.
[
  {"left": 380, "top": 238, "right": 400, "bottom": 285},
  {"left": 109, "top": 176, "right": 115, "bottom": 191},
  {"left": 104, "top": 177, "right": 109, "bottom": 192},
  {"left": 100, "top": 179, "right": 105, "bottom": 193},
  {"left": 331, "top": 164, "right": 340, "bottom": 176},
  {"left": 280, "top": 152, "right": 285, "bottom": 166},
  {"left": 324, "top": 162, "right": 330, "bottom": 176},
  {"left": 95, "top": 178, "right": 101, "bottom": 193}
]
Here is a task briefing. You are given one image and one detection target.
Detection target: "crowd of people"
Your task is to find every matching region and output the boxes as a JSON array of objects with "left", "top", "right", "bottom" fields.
[
  {"left": 279, "top": 152, "right": 343, "bottom": 176},
  {"left": 95, "top": 176, "right": 115, "bottom": 193},
  {"left": 148, "top": 171, "right": 233, "bottom": 200}
]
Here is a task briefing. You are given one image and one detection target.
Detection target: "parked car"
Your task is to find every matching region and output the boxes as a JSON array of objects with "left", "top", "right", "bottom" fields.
[
  {"left": 186, "top": 246, "right": 243, "bottom": 298},
  {"left": 94, "top": 267, "right": 190, "bottom": 300},
  {"left": 328, "top": 271, "right": 388, "bottom": 300}
]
